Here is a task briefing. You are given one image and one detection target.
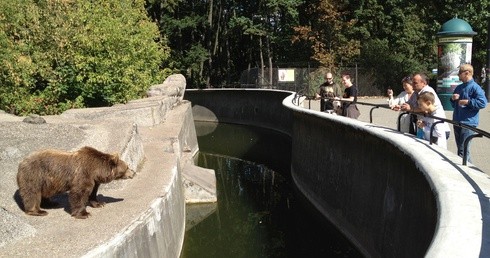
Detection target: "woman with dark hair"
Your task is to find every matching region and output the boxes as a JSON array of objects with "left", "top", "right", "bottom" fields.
[{"left": 387, "top": 76, "right": 415, "bottom": 133}]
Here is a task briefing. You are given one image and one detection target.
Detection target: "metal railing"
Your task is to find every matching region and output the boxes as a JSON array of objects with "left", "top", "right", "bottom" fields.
[
  {"left": 294, "top": 93, "right": 489, "bottom": 166},
  {"left": 400, "top": 111, "right": 490, "bottom": 165},
  {"left": 293, "top": 93, "right": 391, "bottom": 123}
]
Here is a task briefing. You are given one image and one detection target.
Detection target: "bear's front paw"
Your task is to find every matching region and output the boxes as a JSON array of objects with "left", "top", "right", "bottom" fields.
[
  {"left": 89, "top": 200, "right": 106, "bottom": 208},
  {"left": 72, "top": 210, "right": 91, "bottom": 219}
]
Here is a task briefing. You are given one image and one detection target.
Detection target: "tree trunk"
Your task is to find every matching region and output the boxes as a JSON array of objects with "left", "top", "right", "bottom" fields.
[
  {"left": 259, "top": 36, "right": 264, "bottom": 87},
  {"left": 205, "top": 0, "right": 214, "bottom": 87},
  {"left": 267, "top": 35, "right": 273, "bottom": 88}
]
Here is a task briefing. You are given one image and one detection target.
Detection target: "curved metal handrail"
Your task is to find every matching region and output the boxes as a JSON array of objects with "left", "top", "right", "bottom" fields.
[
  {"left": 413, "top": 111, "right": 490, "bottom": 165},
  {"left": 294, "top": 94, "right": 392, "bottom": 123},
  {"left": 294, "top": 93, "right": 489, "bottom": 166}
]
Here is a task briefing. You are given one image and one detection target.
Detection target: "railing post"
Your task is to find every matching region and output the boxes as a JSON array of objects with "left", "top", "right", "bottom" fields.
[
  {"left": 369, "top": 106, "right": 378, "bottom": 123},
  {"left": 462, "top": 133, "right": 483, "bottom": 165},
  {"left": 397, "top": 112, "right": 409, "bottom": 132},
  {"left": 429, "top": 120, "right": 445, "bottom": 145}
]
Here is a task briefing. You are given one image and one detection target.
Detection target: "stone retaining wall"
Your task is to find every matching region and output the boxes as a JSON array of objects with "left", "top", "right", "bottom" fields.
[{"left": 0, "top": 74, "right": 212, "bottom": 257}]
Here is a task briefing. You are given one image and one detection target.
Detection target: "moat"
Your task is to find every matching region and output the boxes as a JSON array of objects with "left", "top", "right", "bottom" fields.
[{"left": 181, "top": 122, "right": 361, "bottom": 257}]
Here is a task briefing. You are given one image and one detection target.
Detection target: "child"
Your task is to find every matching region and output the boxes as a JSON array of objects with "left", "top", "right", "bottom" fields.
[{"left": 416, "top": 92, "right": 449, "bottom": 149}]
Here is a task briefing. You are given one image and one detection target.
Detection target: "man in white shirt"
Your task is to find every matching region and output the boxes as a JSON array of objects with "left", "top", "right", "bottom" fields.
[{"left": 393, "top": 73, "right": 451, "bottom": 139}]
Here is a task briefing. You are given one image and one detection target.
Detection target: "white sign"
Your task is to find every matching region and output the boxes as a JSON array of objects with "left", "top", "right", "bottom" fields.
[{"left": 278, "top": 69, "right": 295, "bottom": 82}]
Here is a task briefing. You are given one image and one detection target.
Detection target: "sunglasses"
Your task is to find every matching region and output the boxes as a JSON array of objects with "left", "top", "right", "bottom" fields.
[{"left": 458, "top": 70, "right": 468, "bottom": 75}]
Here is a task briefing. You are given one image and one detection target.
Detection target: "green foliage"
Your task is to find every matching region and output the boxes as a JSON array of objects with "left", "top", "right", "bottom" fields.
[
  {"left": 348, "top": 0, "right": 489, "bottom": 91},
  {"left": 5, "top": 1, "right": 483, "bottom": 103},
  {"left": 155, "top": 1, "right": 209, "bottom": 88},
  {"left": 150, "top": 0, "right": 304, "bottom": 88},
  {"left": 148, "top": 0, "right": 488, "bottom": 94},
  {"left": 349, "top": 1, "right": 433, "bottom": 91},
  {"left": 418, "top": 0, "right": 489, "bottom": 73},
  {"left": 0, "top": 0, "right": 168, "bottom": 115}
]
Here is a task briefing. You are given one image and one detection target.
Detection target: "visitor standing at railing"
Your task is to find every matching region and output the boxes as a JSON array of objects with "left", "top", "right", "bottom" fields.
[
  {"left": 388, "top": 76, "right": 415, "bottom": 133},
  {"left": 337, "top": 73, "right": 360, "bottom": 119},
  {"left": 315, "top": 72, "right": 337, "bottom": 112},
  {"left": 397, "top": 73, "right": 451, "bottom": 139},
  {"left": 416, "top": 92, "right": 448, "bottom": 149},
  {"left": 450, "top": 64, "right": 488, "bottom": 163}
]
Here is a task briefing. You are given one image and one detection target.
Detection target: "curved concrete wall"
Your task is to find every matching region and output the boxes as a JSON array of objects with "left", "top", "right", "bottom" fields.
[
  {"left": 1, "top": 74, "right": 201, "bottom": 257},
  {"left": 185, "top": 89, "right": 489, "bottom": 257},
  {"left": 185, "top": 89, "right": 293, "bottom": 136}
]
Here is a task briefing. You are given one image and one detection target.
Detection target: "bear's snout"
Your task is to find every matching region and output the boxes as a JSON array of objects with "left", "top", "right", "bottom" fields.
[{"left": 122, "top": 168, "right": 136, "bottom": 179}]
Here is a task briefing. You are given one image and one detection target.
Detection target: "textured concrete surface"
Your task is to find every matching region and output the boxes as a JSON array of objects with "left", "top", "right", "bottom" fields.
[
  {"left": 304, "top": 97, "right": 490, "bottom": 174},
  {"left": 0, "top": 75, "right": 215, "bottom": 257},
  {"left": 186, "top": 89, "right": 490, "bottom": 257},
  {"left": 296, "top": 95, "right": 490, "bottom": 257}
]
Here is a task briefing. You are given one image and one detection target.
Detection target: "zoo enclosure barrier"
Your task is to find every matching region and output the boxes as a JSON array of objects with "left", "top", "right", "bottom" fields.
[
  {"left": 292, "top": 92, "right": 490, "bottom": 166},
  {"left": 397, "top": 111, "right": 490, "bottom": 166}
]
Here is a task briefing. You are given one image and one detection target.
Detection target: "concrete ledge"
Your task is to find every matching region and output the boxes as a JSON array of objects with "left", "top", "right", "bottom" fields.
[
  {"left": 182, "top": 163, "right": 217, "bottom": 203},
  {"left": 0, "top": 75, "right": 212, "bottom": 257},
  {"left": 83, "top": 120, "right": 187, "bottom": 258},
  {"left": 185, "top": 89, "right": 293, "bottom": 136},
  {"left": 60, "top": 96, "right": 178, "bottom": 127}
]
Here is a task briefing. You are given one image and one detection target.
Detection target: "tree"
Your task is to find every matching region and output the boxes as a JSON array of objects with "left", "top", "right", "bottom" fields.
[
  {"left": 349, "top": 0, "right": 432, "bottom": 91},
  {"left": 146, "top": 0, "right": 489, "bottom": 93},
  {"left": 289, "top": 0, "right": 489, "bottom": 94},
  {"left": 293, "top": 0, "right": 360, "bottom": 70},
  {"left": 151, "top": 1, "right": 210, "bottom": 88},
  {"left": 149, "top": 0, "right": 303, "bottom": 88},
  {"left": 346, "top": 0, "right": 490, "bottom": 92},
  {"left": 0, "top": 0, "right": 168, "bottom": 115}
]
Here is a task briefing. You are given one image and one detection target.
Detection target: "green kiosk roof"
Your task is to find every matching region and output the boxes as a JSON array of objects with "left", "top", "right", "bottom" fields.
[{"left": 437, "top": 17, "right": 477, "bottom": 37}]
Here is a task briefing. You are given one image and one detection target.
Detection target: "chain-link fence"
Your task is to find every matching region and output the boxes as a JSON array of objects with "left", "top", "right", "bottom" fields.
[{"left": 238, "top": 66, "right": 382, "bottom": 96}]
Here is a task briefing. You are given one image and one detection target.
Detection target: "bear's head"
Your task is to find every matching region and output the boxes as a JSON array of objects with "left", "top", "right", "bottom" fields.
[{"left": 110, "top": 154, "right": 136, "bottom": 180}]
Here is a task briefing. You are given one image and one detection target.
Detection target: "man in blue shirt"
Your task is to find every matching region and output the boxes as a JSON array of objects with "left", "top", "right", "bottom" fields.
[{"left": 450, "top": 64, "right": 488, "bottom": 163}]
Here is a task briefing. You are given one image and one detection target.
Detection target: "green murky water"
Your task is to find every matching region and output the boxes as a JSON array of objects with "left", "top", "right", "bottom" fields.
[{"left": 181, "top": 122, "right": 361, "bottom": 258}]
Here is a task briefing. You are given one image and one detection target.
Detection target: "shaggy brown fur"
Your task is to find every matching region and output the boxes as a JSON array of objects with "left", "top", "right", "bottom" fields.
[{"left": 17, "top": 146, "right": 135, "bottom": 219}]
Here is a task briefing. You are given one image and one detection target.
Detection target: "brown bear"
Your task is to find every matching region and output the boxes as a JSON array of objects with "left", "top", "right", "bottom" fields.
[{"left": 16, "top": 146, "right": 135, "bottom": 219}]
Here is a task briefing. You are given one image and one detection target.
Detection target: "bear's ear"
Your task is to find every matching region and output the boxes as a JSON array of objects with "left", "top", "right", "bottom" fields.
[{"left": 110, "top": 153, "right": 120, "bottom": 166}]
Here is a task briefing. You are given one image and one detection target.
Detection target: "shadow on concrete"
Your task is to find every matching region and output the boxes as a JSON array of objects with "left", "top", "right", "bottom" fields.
[
  {"left": 418, "top": 144, "right": 490, "bottom": 256},
  {"left": 12, "top": 191, "right": 23, "bottom": 212},
  {"left": 12, "top": 190, "right": 125, "bottom": 217}
]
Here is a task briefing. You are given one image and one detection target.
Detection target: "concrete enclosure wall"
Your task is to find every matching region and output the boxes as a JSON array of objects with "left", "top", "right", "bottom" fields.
[
  {"left": 185, "top": 89, "right": 489, "bottom": 257},
  {"left": 0, "top": 75, "right": 194, "bottom": 257},
  {"left": 185, "top": 89, "right": 293, "bottom": 136}
]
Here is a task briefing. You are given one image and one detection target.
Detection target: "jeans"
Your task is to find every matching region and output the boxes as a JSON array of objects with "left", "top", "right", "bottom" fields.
[{"left": 453, "top": 126, "right": 475, "bottom": 163}]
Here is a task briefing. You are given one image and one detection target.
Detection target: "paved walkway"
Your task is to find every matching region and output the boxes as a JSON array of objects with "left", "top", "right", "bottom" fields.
[{"left": 305, "top": 97, "right": 490, "bottom": 174}]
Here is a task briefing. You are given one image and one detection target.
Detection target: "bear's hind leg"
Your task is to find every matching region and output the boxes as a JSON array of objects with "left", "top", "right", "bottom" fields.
[{"left": 22, "top": 192, "right": 48, "bottom": 216}]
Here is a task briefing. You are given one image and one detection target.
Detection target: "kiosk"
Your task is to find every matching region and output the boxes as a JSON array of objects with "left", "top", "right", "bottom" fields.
[{"left": 436, "top": 18, "right": 477, "bottom": 110}]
